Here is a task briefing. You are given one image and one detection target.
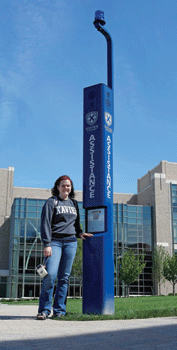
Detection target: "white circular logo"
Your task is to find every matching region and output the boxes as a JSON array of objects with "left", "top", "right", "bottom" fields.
[
  {"left": 105, "top": 112, "right": 112, "bottom": 127},
  {"left": 86, "top": 111, "right": 98, "bottom": 126}
]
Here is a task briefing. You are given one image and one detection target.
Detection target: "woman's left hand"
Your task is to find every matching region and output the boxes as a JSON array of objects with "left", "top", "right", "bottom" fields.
[{"left": 79, "top": 232, "right": 93, "bottom": 240}]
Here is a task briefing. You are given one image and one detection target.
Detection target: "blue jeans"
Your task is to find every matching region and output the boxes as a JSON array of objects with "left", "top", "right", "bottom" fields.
[{"left": 38, "top": 240, "right": 77, "bottom": 316}]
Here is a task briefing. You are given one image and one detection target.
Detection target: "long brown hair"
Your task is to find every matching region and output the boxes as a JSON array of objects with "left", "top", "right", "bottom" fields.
[{"left": 51, "top": 175, "right": 75, "bottom": 198}]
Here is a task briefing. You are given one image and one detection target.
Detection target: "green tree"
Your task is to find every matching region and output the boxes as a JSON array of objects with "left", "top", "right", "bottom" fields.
[
  {"left": 71, "top": 238, "right": 82, "bottom": 276},
  {"left": 152, "top": 245, "right": 166, "bottom": 295},
  {"left": 163, "top": 253, "right": 177, "bottom": 296},
  {"left": 118, "top": 250, "right": 146, "bottom": 297}
]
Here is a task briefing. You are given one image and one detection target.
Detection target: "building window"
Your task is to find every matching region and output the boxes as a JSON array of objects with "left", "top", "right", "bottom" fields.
[
  {"left": 0, "top": 277, "right": 8, "bottom": 297},
  {"left": 114, "top": 204, "right": 153, "bottom": 296},
  {"left": 171, "top": 184, "right": 177, "bottom": 252}
]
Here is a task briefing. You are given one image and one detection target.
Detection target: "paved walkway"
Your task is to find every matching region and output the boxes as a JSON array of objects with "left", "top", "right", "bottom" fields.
[{"left": 0, "top": 304, "right": 177, "bottom": 349}]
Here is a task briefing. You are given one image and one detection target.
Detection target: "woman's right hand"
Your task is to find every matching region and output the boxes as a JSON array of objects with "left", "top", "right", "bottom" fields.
[{"left": 43, "top": 246, "right": 52, "bottom": 257}]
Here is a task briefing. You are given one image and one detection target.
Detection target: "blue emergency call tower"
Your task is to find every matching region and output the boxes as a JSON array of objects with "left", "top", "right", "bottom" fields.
[{"left": 83, "top": 11, "right": 114, "bottom": 314}]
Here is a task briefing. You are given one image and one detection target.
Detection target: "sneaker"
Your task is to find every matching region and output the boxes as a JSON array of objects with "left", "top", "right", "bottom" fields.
[{"left": 36, "top": 312, "right": 48, "bottom": 320}]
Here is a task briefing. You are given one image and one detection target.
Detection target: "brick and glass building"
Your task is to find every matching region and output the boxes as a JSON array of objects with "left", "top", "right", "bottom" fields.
[{"left": 0, "top": 160, "right": 176, "bottom": 298}]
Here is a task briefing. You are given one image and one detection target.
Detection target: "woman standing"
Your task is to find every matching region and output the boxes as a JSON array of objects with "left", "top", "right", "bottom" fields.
[{"left": 37, "top": 175, "right": 92, "bottom": 320}]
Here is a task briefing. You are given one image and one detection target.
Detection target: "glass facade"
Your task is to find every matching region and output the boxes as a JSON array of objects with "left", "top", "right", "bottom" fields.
[
  {"left": 0, "top": 277, "right": 8, "bottom": 297},
  {"left": 114, "top": 204, "right": 153, "bottom": 296},
  {"left": 9, "top": 198, "right": 152, "bottom": 298},
  {"left": 10, "top": 198, "right": 46, "bottom": 298},
  {"left": 171, "top": 184, "right": 177, "bottom": 253}
]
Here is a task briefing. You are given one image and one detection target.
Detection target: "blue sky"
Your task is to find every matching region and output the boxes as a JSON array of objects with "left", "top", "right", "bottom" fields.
[{"left": 1, "top": 0, "right": 177, "bottom": 194}]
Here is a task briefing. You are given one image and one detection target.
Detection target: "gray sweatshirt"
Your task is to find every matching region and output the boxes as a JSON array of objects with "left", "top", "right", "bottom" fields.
[{"left": 41, "top": 196, "right": 83, "bottom": 247}]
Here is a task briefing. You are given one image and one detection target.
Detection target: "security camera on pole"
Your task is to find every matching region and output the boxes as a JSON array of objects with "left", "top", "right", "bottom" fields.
[{"left": 83, "top": 11, "right": 114, "bottom": 315}]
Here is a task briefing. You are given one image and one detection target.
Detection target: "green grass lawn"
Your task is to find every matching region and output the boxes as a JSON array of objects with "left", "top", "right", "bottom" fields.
[{"left": 1, "top": 296, "right": 177, "bottom": 321}]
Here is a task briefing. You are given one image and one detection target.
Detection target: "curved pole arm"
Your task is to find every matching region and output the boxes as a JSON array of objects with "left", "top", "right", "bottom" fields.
[{"left": 94, "top": 21, "right": 113, "bottom": 90}]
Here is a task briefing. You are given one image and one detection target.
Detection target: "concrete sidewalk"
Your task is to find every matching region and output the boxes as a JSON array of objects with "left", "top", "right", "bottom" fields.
[{"left": 0, "top": 304, "right": 177, "bottom": 349}]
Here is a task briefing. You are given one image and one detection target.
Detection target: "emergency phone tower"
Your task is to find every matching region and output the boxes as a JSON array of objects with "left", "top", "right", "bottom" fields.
[{"left": 83, "top": 11, "right": 114, "bottom": 314}]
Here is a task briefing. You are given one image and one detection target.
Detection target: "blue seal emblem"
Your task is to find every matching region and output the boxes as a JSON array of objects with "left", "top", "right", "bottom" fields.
[
  {"left": 86, "top": 111, "right": 98, "bottom": 126},
  {"left": 105, "top": 112, "right": 112, "bottom": 127}
]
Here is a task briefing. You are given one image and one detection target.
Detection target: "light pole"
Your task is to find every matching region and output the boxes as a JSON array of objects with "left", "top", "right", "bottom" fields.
[
  {"left": 83, "top": 10, "right": 114, "bottom": 315},
  {"left": 93, "top": 10, "right": 113, "bottom": 90}
]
